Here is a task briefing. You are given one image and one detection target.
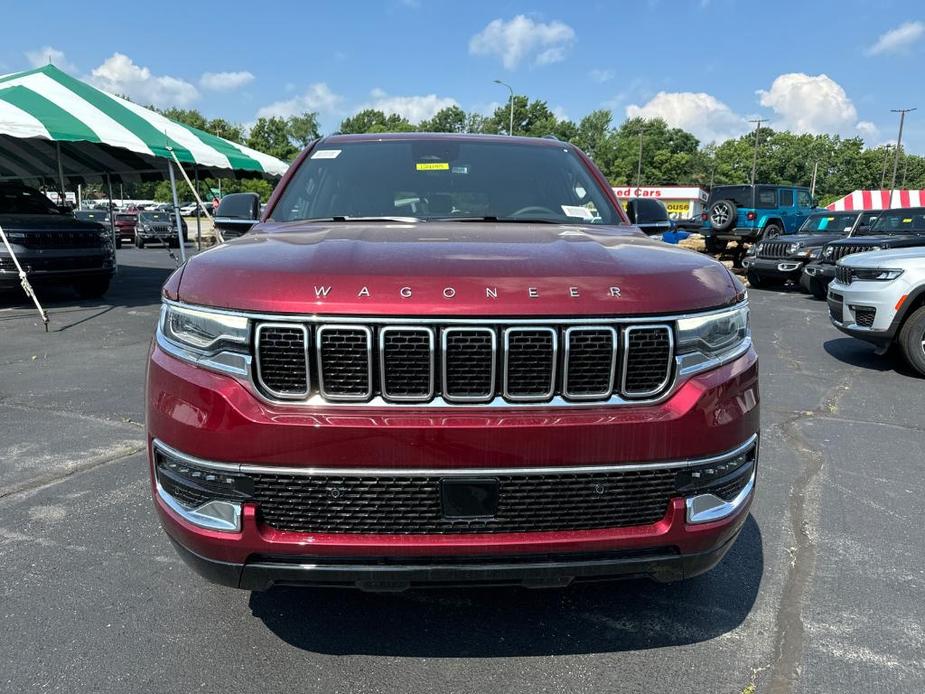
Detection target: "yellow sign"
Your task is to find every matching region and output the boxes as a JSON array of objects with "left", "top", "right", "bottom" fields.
[
  {"left": 416, "top": 162, "right": 449, "bottom": 171},
  {"left": 664, "top": 201, "right": 691, "bottom": 214}
]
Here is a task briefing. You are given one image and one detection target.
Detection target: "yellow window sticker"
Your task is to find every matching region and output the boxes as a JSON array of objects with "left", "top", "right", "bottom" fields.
[
  {"left": 903, "top": 218, "right": 913, "bottom": 223},
  {"left": 416, "top": 162, "right": 449, "bottom": 171}
]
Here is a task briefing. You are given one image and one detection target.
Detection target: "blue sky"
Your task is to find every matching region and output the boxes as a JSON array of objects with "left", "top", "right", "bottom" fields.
[{"left": 2, "top": 0, "right": 924, "bottom": 152}]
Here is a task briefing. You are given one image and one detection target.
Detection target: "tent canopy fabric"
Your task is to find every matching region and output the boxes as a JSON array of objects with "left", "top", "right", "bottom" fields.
[
  {"left": 0, "top": 64, "right": 289, "bottom": 184},
  {"left": 826, "top": 189, "right": 925, "bottom": 211}
]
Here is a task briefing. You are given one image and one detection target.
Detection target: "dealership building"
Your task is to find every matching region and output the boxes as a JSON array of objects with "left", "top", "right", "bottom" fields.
[{"left": 613, "top": 186, "right": 709, "bottom": 220}]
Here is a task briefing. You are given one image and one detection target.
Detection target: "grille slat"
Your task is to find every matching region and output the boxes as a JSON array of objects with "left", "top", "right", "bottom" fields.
[
  {"left": 622, "top": 326, "right": 673, "bottom": 397},
  {"left": 757, "top": 241, "right": 789, "bottom": 259},
  {"left": 253, "top": 320, "right": 676, "bottom": 404},
  {"left": 830, "top": 244, "right": 869, "bottom": 261}
]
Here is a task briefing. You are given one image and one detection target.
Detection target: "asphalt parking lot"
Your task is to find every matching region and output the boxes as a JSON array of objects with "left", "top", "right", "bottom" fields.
[{"left": 1, "top": 248, "right": 923, "bottom": 693}]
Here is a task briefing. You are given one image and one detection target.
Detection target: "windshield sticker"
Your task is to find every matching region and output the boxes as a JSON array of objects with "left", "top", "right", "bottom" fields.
[
  {"left": 451, "top": 165, "right": 469, "bottom": 175},
  {"left": 311, "top": 149, "right": 341, "bottom": 159},
  {"left": 818, "top": 217, "right": 830, "bottom": 229},
  {"left": 561, "top": 205, "right": 594, "bottom": 220},
  {"left": 903, "top": 218, "right": 912, "bottom": 223},
  {"left": 416, "top": 162, "right": 449, "bottom": 171}
]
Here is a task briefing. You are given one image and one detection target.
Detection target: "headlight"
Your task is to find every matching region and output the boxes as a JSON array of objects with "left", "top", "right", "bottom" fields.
[
  {"left": 143, "top": 224, "right": 151, "bottom": 231},
  {"left": 850, "top": 268, "right": 904, "bottom": 281},
  {"left": 755, "top": 243, "right": 764, "bottom": 254},
  {"left": 677, "top": 303, "right": 750, "bottom": 358},
  {"left": 160, "top": 303, "right": 248, "bottom": 352},
  {"left": 822, "top": 246, "right": 834, "bottom": 258},
  {"left": 787, "top": 243, "right": 801, "bottom": 255}
]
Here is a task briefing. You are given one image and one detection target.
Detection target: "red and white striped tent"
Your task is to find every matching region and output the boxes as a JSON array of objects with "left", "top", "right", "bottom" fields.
[{"left": 826, "top": 189, "right": 925, "bottom": 211}]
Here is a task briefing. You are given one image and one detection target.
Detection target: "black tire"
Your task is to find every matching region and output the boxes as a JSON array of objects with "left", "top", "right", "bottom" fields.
[
  {"left": 809, "top": 276, "right": 828, "bottom": 300},
  {"left": 135, "top": 235, "right": 144, "bottom": 248},
  {"left": 705, "top": 237, "right": 728, "bottom": 254},
  {"left": 708, "top": 200, "right": 737, "bottom": 232},
  {"left": 761, "top": 223, "right": 783, "bottom": 240},
  {"left": 898, "top": 305, "right": 925, "bottom": 377},
  {"left": 74, "top": 277, "right": 111, "bottom": 299},
  {"left": 746, "top": 270, "right": 784, "bottom": 289}
]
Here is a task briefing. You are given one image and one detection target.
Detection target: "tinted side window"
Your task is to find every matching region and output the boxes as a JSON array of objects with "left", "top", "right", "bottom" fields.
[
  {"left": 756, "top": 186, "right": 776, "bottom": 209},
  {"left": 779, "top": 189, "right": 793, "bottom": 207},
  {"left": 797, "top": 190, "right": 813, "bottom": 208}
]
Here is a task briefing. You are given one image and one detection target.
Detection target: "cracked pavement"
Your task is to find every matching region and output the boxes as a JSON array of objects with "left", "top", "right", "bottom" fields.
[{"left": 0, "top": 250, "right": 923, "bottom": 693}]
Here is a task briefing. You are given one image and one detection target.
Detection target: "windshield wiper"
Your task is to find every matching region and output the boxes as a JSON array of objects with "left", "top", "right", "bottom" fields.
[
  {"left": 300, "top": 216, "right": 421, "bottom": 223},
  {"left": 430, "top": 216, "right": 561, "bottom": 224}
]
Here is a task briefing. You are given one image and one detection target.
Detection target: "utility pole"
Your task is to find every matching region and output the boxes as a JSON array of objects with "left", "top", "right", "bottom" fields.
[
  {"left": 493, "top": 80, "right": 515, "bottom": 136},
  {"left": 636, "top": 130, "right": 644, "bottom": 188},
  {"left": 748, "top": 119, "right": 765, "bottom": 185},
  {"left": 880, "top": 144, "right": 892, "bottom": 189},
  {"left": 889, "top": 108, "right": 916, "bottom": 206}
]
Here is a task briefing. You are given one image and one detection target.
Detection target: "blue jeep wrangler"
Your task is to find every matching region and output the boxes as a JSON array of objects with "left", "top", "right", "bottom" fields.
[{"left": 701, "top": 184, "right": 816, "bottom": 254}]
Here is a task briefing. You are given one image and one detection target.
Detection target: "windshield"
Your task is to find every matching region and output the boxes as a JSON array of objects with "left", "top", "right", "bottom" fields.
[
  {"left": 270, "top": 139, "right": 620, "bottom": 225},
  {"left": 139, "top": 212, "right": 171, "bottom": 222},
  {"left": 798, "top": 212, "right": 857, "bottom": 233},
  {"left": 867, "top": 209, "right": 925, "bottom": 235},
  {"left": 0, "top": 186, "right": 61, "bottom": 215}
]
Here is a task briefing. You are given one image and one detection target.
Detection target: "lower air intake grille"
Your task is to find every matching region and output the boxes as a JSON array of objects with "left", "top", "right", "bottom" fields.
[
  {"left": 256, "top": 325, "right": 309, "bottom": 397},
  {"left": 854, "top": 306, "right": 876, "bottom": 328},
  {"left": 250, "top": 468, "right": 677, "bottom": 534},
  {"left": 623, "top": 326, "right": 673, "bottom": 396}
]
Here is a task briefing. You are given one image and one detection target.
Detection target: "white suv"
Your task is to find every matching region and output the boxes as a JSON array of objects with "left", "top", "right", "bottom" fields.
[{"left": 828, "top": 247, "right": 925, "bottom": 375}]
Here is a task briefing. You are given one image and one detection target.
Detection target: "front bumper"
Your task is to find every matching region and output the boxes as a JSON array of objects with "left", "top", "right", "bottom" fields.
[
  {"left": 827, "top": 277, "right": 911, "bottom": 346},
  {"left": 742, "top": 256, "right": 805, "bottom": 278},
  {"left": 706, "top": 227, "right": 760, "bottom": 241},
  {"left": 0, "top": 248, "right": 114, "bottom": 286},
  {"left": 147, "top": 340, "right": 760, "bottom": 589}
]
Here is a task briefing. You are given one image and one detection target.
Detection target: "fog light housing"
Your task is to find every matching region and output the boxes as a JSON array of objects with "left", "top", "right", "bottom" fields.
[
  {"left": 677, "top": 441, "right": 757, "bottom": 524},
  {"left": 153, "top": 443, "right": 252, "bottom": 532}
]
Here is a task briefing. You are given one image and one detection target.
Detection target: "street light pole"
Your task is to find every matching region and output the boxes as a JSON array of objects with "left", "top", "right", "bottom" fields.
[
  {"left": 889, "top": 107, "right": 916, "bottom": 206},
  {"left": 636, "top": 130, "right": 644, "bottom": 188},
  {"left": 748, "top": 119, "right": 765, "bottom": 185},
  {"left": 493, "top": 80, "right": 514, "bottom": 136}
]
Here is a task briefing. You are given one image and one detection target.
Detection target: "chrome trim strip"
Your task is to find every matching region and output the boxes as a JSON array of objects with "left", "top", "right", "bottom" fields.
[
  {"left": 161, "top": 297, "right": 747, "bottom": 326},
  {"left": 621, "top": 324, "right": 674, "bottom": 398},
  {"left": 316, "top": 324, "right": 373, "bottom": 401},
  {"left": 379, "top": 326, "right": 435, "bottom": 402},
  {"left": 152, "top": 434, "right": 758, "bottom": 479},
  {"left": 685, "top": 469, "right": 756, "bottom": 524},
  {"left": 155, "top": 479, "right": 241, "bottom": 532},
  {"left": 502, "top": 327, "right": 557, "bottom": 402},
  {"left": 562, "top": 326, "right": 618, "bottom": 401},
  {"left": 254, "top": 322, "right": 311, "bottom": 399},
  {"left": 441, "top": 327, "right": 497, "bottom": 403}
]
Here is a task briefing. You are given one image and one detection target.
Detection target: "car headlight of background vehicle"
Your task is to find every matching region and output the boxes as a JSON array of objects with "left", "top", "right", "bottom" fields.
[
  {"left": 676, "top": 303, "right": 750, "bottom": 360},
  {"left": 851, "top": 268, "right": 904, "bottom": 281},
  {"left": 822, "top": 246, "right": 834, "bottom": 258},
  {"left": 787, "top": 242, "right": 801, "bottom": 255}
]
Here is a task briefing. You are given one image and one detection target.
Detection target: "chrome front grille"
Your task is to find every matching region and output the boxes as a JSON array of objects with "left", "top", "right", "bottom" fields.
[
  {"left": 829, "top": 244, "right": 870, "bottom": 262},
  {"left": 253, "top": 320, "right": 676, "bottom": 406}
]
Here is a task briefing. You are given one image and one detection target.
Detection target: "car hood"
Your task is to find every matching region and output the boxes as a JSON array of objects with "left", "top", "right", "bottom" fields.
[
  {"left": 175, "top": 221, "right": 740, "bottom": 316},
  {"left": 778, "top": 232, "right": 846, "bottom": 247},
  {"left": 842, "top": 246, "right": 925, "bottom": 268},
  {"left": 0, "top": 213, "right": 103, "bottom": 232}
]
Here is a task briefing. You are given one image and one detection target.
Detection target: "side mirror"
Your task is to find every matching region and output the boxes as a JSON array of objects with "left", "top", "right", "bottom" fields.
[
  {"left": 214, "top": 193, "right": 260, "bottom": 241},
  {"left": 625, "top": 201, "right": 637, "bottom": 224}
]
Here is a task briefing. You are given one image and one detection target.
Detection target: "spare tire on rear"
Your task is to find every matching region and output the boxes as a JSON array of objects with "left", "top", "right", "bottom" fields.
[{"left": 709, "top": 200, "right": 737, "bottom": 232}]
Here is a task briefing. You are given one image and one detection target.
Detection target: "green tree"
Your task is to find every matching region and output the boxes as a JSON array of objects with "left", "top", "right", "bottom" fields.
[
  {"left": 247, "top": 116, "right": 299, "bottom": 160},
  {"left": 419, "top": 106, "right": 467, "bottom": 133},
  {"left": 288, "top": 112, "right": 321, "bottom": 147},
  {"left": 339, "top": 109, "right": 416, "bottom": 134}
]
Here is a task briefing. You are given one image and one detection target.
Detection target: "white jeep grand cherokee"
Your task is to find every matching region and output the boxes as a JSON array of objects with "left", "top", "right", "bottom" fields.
[{"left": 828, "top": 247, "right": 925, "bottom": 376}]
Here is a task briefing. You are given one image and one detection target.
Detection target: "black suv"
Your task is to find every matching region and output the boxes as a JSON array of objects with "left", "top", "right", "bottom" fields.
[
  {"left": 743, "top": 211, "right": 877, "bottom": 289},
  {"left": 805, "top": 208, "right": 925, "bottom": 299},
  {"left": 0, "top": 183, "right": 115, "bottom": 298}
]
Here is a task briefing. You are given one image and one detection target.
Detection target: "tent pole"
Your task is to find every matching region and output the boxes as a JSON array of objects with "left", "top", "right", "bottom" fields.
[
  {"left": 167, "top": 159, "right": 186, "bottom": 262},
  {"left": 194, "top": 166, "right": 201, "bottom": 251},
  {"left": 0, "top": 223, "right": 49, "bottom": 330},
  {"left": 167, "top": 150, "right": 215, "bottom": 243},
  {"left": 106, "top": 173, "right": 118, "bottom": 271},
  {"left": 55, "top": 141, "right": 66, "bottom": 205}
]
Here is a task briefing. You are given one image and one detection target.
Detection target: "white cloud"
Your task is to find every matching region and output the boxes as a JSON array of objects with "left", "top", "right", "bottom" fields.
[
  {"left": 856, "top": 120, "right": 879, "bottom": 140},
  {"left": 199, "top": 70, "right": 254, "bottom": 91},
  {"left": 469, "top": 15, "right": 575, "bottom": 70},
  {"left": 757, "top": 72, "right": 862, "bottom": 136},
  {"left": 866, "top": 20, "right": 925, "bottom": 55},
  {"left": 256, "top": 83, "right": 344, "bottom": 119},
  {"left": 626, "top": 91, "right": 749, "bottom": 143},
  {"left": 25, "top": 46, "right": 76, "bottom": 73},
  {"left": 89, "top": 53, "right": 198, "bottom": 106},
  {"left": 362, "top": 88, "right": 458, "bottom": 123},
  {"left": 589, "top": 68, "right": 614, "bottom": 83}
]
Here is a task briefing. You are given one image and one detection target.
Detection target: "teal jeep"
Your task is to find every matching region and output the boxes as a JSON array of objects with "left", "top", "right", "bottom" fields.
[{"left": 701, "top": 184, "right": 816, "bottom": 254}]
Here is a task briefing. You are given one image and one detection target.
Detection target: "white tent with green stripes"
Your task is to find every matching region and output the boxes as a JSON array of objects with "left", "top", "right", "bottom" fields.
[{"left": 0, "top": 63, "right": 289, "bottom": 184}]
